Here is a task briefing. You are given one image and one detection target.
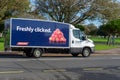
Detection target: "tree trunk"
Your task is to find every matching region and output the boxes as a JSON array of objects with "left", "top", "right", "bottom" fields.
[{"left": 107, "top": 35, "right": 111, "bottom": 45}]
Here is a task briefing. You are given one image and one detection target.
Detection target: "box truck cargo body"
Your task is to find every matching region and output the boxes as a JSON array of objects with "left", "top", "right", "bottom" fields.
[{"left": 4, "top": 18, "right": 95, "bottom": 58}]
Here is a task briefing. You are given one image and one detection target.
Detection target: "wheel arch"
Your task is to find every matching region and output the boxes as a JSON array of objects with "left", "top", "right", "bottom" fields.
[
  {"left": 82, "top": 46, "right": 92, "bottom": 53},
  {"left": 31, "top": 48, "right": 45, "bottom": 54}
]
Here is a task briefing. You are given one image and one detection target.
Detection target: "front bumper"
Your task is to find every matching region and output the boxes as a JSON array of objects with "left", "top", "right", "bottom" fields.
[{"left": 91, "top": 47, "right": 95, "bottom": 53}]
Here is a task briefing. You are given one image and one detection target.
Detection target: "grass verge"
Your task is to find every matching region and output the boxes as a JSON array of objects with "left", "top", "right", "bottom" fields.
[
  {"left": 0, "top": 43, "right": 4, "bottom": 51},
  {"left": 90, "top": 37, "right": 120, "bottom": 43},
  {"left": 95, "top": 44, "right": 119, "bottom": 51},
  {"left": 0, "top": 38, "right": 4, "bottom": 51}
]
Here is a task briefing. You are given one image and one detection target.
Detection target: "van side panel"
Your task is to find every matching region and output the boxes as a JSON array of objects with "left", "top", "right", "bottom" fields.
[{"left": 11, "top": 18, "right": 69, "bottom": 48}]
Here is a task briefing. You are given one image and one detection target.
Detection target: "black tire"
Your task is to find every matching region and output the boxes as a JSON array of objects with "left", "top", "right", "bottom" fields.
[
  {"left": 33, "top": 49, "right": 42, "bottom": 58},
  {"left": 82, "top": 48, "right": 91, "bottom": 57},
  {"left": 71, "top": 53, "right": 79, "bottom": 57},
  {"left": 24, "top": 50, "right": 33, "bottom": 57},
  {"left": 25, "top": 52, "right": 33, "bottom": 57}
]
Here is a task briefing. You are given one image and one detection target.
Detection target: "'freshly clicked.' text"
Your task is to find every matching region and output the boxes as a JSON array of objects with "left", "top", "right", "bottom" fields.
[{"left": 16, "top": 26, "right": 52, "bottom": 33}]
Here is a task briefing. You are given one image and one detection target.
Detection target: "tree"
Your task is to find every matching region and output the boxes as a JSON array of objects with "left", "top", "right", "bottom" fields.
[
  {"left": 97, "top": 27, "right": 107, "bottom": 37},
  {"left": 0, "top": 22, "right": 4, "bottom": 32},
  {"left": 100, "top": 19, "right": 120, "bottom": 35},
  {"left": 0, "top": 0, "right": 30, "bottom": 21},
  {"left": 0, "top": 0, "right": 30, "bottom": 32},
  {"left": 93, "top": 0, "right": 120, "bottom": 23},
  {"left": 16, "top": 12, "right": 45, "bottom": 19},
  {"left": 33, "top": 0, "right": 120, "bottom": 25},
  {"left": 75, "top": 25, "right": 85, "bottom": 31},
  {"left": 86, "top": 23, "right": 98, "bottom": 35},
  {"left": 99, "top": 19, "right": 120, "bottom": 45}
]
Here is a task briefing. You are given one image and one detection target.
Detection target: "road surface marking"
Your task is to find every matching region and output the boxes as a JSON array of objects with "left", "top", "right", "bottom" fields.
[
  {"left": 43, "top": 69, "right": 66, "bottom": 72},
  {"left": 83, "top": 67, "right": 103, "bottom": 71},
  {"left": 0, "top": 70, "right": 24, "bottom": 74}
]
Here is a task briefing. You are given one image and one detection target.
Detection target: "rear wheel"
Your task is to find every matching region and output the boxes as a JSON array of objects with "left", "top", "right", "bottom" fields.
[
  {"left": 24, "top": 50, "right": 33, "bottom": 57},
  {"left": 82, "top": 48, "right": 91, "bottom": 57},
  {"left": 33, "top": 49, "right": 42, "bottom": 58}
]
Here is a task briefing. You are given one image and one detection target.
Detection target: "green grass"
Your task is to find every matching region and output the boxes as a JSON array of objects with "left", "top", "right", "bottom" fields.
[
  {"left": 90, "top": 36, "right": 120, "bottom": 43},
  {"left": 0, "top": 43, "right": 4, "bottom": 51},
  {"left": 0, "top": 38, "right": 4, "bottom": 51},
  {"left": 95, "top": 44, "right": 119, "bottom": 51},
  {"left": 90, "top": 36, "right": 120, "bottom": 50}
]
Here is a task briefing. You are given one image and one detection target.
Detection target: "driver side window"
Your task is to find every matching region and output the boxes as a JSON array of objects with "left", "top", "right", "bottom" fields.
[
  {"left": 73, "top": 30, "right": 86, "bottom": 40},
  {"left": 73, "top": 30, "right": 80, "bottom": 39}
]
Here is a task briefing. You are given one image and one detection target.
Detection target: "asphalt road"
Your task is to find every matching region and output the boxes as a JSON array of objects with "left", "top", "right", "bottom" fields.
[{"left": 0, "top": 54, "right": 119, "bottom": 80}]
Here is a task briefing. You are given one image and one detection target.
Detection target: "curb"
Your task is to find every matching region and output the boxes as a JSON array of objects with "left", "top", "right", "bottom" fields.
[{"left": 0, "top": 51, "right": 23, "bottom": 55}]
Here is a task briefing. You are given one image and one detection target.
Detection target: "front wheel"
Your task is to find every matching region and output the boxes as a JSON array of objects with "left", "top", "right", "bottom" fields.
[
  {"left": 33, "top": 49, "right": 42, "bottom": 58},
  {"left": 82, "top": 48, "right": 91, "bottom": 57}
]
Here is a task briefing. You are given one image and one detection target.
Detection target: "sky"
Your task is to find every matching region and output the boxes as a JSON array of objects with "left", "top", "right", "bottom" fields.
[{"left": 84, "top": 20, "right": 102, "bottom": 28}]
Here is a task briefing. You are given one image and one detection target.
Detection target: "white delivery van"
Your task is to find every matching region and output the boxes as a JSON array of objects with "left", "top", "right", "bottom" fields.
[{"left": 4, "top": 18, "right": 95, "bottom": 58}]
